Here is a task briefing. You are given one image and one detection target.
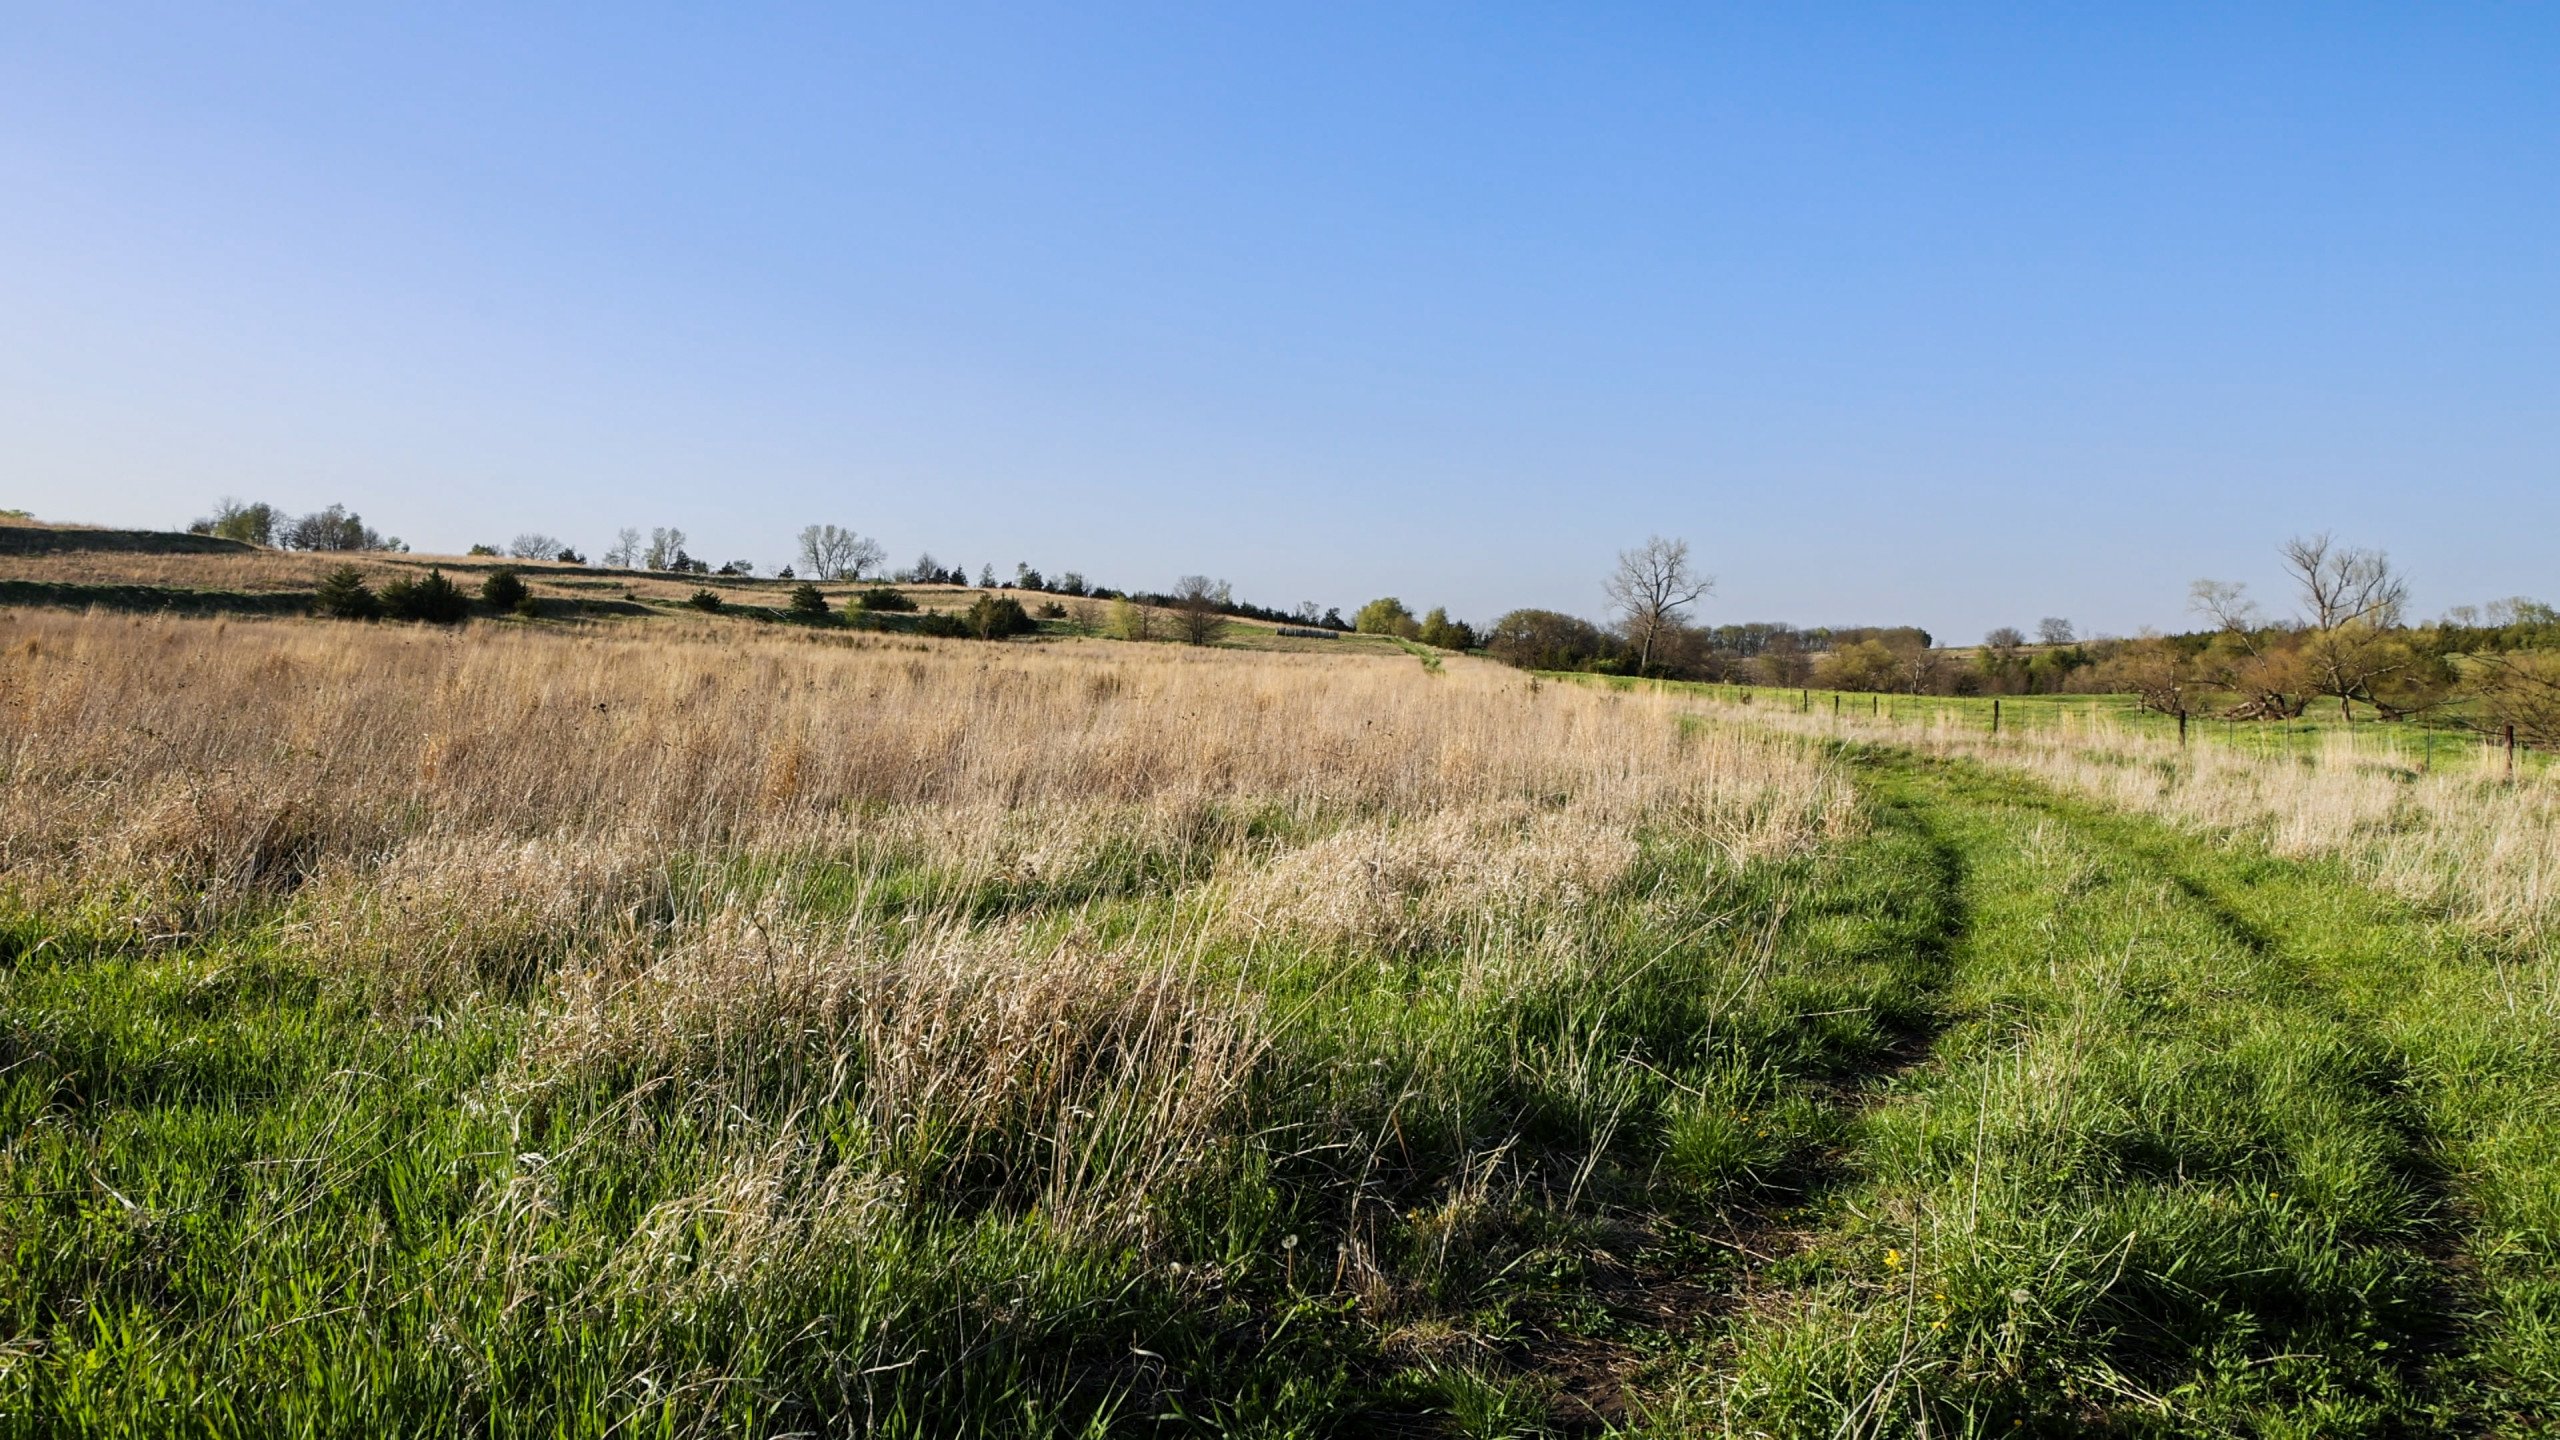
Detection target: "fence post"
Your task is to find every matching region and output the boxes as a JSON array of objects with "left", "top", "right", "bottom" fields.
[
  {"left": 2509, "top": 723, "right": 2519, "bottom": 783},
  {"left": 2178, "top": 710, "right": 2188, "bottom": 746},
  {"left": 1992, "top": 698, "right": 2001, "bottom": 735}
]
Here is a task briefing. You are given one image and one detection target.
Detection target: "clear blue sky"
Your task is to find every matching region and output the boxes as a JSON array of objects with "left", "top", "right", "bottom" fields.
[{"left": 4, "top": 4, "right": 2552, "bottom": 640}]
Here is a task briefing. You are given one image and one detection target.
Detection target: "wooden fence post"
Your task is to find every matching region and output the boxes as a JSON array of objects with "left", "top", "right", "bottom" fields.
[
  {"left": 2510, "top": 723, "right": 2519, "bottom": 783},
  {"left": 2178, "top": 710, "right": 2188, "bottom": 746},
  {"left": 1992, "top": 699, "right": 2001, "bottom": 735}
]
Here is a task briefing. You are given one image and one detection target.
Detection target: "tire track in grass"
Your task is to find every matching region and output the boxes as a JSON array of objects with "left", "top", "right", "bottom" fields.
[
  {"left": 1520, "top": 777, "right": 1980, "bottom": 1433},
  {"left": 1982, "top": 774, "right": 2559, "bottom": 1433},
  {"left": 1670, "top": 749, "right": 2477, "bottom": 1438}
]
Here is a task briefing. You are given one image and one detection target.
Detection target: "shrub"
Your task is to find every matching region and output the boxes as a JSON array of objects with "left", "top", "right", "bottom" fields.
[
  {"left": 1037, "top": 601, "right": 1067, "bottom": 620},
  {"left": 480, "top": 570, "right": 529, "bottom": 612},
  {"left": 914, "top": 612, "right": 971, "bottom": 639},
  {"left": 513, "top": 595, "right": 542, "bottom": 620},
  {"left": 313, "top": 566, "right": 379, "bottom": 620},
  {"left": 468, "top": 543, "right": 500, "bottom": 557},
  {"left": 378, "top": 569, "right": 471, "bottom": 624},
  {"left": 967, "top": 595, "right": 1039, "bottom": 640},
  {"left": 1484, "top": 609, "right": 1613, "bottom": 671},
  {"left": 857, "top": 587, "right": 919, "bottom": 613},
  {"left": 787, "top": 584, "right": 831, "bottom": 622},
  {"left": 688, "top": 589, "right": 724, "bottom": 613}
]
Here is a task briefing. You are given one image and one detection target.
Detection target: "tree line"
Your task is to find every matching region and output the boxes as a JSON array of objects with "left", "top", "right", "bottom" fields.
[
  {"left": 175, "top": 498, "right": 2555, "bottom": 747},
  {"left": 1476, "top": 532, "right": 2556, "bottom": 750},
  {"left": 2100, "top": 535, "right": 2557, "bottom": 745},
  {"left": 190, "top": 499, "right": 407, "bottom": 554}
]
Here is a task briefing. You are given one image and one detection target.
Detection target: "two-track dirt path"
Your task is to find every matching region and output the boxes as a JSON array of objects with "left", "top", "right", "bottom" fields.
[{"left": 1560, "top": 739, "right": 2543, "bottom": 1436}]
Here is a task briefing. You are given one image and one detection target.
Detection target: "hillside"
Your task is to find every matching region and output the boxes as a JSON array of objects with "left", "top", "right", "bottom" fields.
[{"left": 0, "top": 521, "right": 1397, "bottom": 653}]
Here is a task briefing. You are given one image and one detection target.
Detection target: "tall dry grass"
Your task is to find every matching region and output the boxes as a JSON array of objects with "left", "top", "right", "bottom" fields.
[
  {"left": 0, "top": 541, "right": 1058, "bottom": 615},
  {"left": 0, "top": 612, "right": 1849, "bottom": 1231},
  {"left": 0, "top": 611, "right": 1837, "bottom": 913}
]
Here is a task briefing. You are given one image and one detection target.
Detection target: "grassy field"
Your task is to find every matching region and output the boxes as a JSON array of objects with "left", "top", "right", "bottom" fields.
[
  {"left": 1611, "top": 676, "right": 2549, "bottom": 778},
  {"left": 0, "top": 520, "right": 1421, "bottom": 659},
  {"left": 4, "top": 595, "right": 2558, "bottom": 1434}
]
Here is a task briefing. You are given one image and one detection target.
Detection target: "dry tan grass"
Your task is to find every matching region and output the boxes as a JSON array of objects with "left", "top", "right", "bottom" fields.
[
  {"left": 0, "top": 521, "right": 1300, "bottom": 640},
  {"left": 0, "top": 609, "right": 1847, "bottom": 1002},
  {"left": 0, "top": 547, "right": 407, "bottom": 591},
  {"left": 0, "top": 611, "right": 1847, "bottom": 1259}
]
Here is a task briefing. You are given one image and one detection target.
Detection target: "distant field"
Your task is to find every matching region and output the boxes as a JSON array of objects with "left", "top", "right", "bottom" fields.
[
  {"left": 1605, "top": 675, "right": 2549, "bottom": 777},
  {"left": 0, "top": 522, "right": 1351, "bottom": 642}
]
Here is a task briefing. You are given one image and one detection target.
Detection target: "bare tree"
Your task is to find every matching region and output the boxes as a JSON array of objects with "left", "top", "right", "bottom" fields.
[
  {"left": 2187, "top": 577, "right": 2301, "bottom": 719},
  {"left": 2280, "top": 534, "right": 2428, "bottom": 721},
  {"left": 2468, "top": 651, "right": 2560, "bottom": 749},
  {"left": 2036, "top": 616, "right": 2075, "bottom": 646},
  {"left": 507, "top": 533, "right": 566, "bottom": 561},
  {"left": 281, "top": 504, "right": 396, "bottom": 552},
  {"left": 2282, "top": 533, "right": 2407, "bottom": 633},
  {"left": 2098, "top": 636, "right": 2201, "bottom": 718},
  {"left": 644, "top": 527, "right": 688, "bottom": 571},
  {"left": 1170, "top": 575, "right": 1227, "bottom": 646},
  {"left": 797, "top": 525, "right": 885, "bottom": 582},
  {"left": 604, "top": 527, "right": 643, "bottom": 568},
  {"left": 1983, "top": 626, "right": 2026, "bottom": 651},
  {"left": 1604, "top": 536, "right": 1714, "bottom": 674}
]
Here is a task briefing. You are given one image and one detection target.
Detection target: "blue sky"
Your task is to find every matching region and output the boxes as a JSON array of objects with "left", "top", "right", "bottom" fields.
[{"left": 3, "top": 4, "right": 2552, "bottom": 640}]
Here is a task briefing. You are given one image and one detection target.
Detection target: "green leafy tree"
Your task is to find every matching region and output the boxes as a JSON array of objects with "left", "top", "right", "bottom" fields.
[
  {"left": 1110, "top": 597, "right": 1159, "bottom": 641},
  {"left": 1483, "top": 609, "right": 1610, "bottom": 671},
  {"left": 192, "top": 498, "right": 282, "bottom": 546},
  {"left": 1416, "top": 607, "right": 1476, "bottom": 650},
  {"left": 1354, "top": 597, "right": 1419, "bottom": 639}
]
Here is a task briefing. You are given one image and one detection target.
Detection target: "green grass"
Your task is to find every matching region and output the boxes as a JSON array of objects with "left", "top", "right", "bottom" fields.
[
  {"left": 7, "top": 734, "right": 2554, "bottom": 1434},
  {"left": 1589, "top": 672, "right": 2548, "bottom": 776},
  {"left": 1659, "top": 747, "right": 2560, "bottom": 1436},
  {"left": 0, "top": 800, "right": 1970, "bottom": 1436}
]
